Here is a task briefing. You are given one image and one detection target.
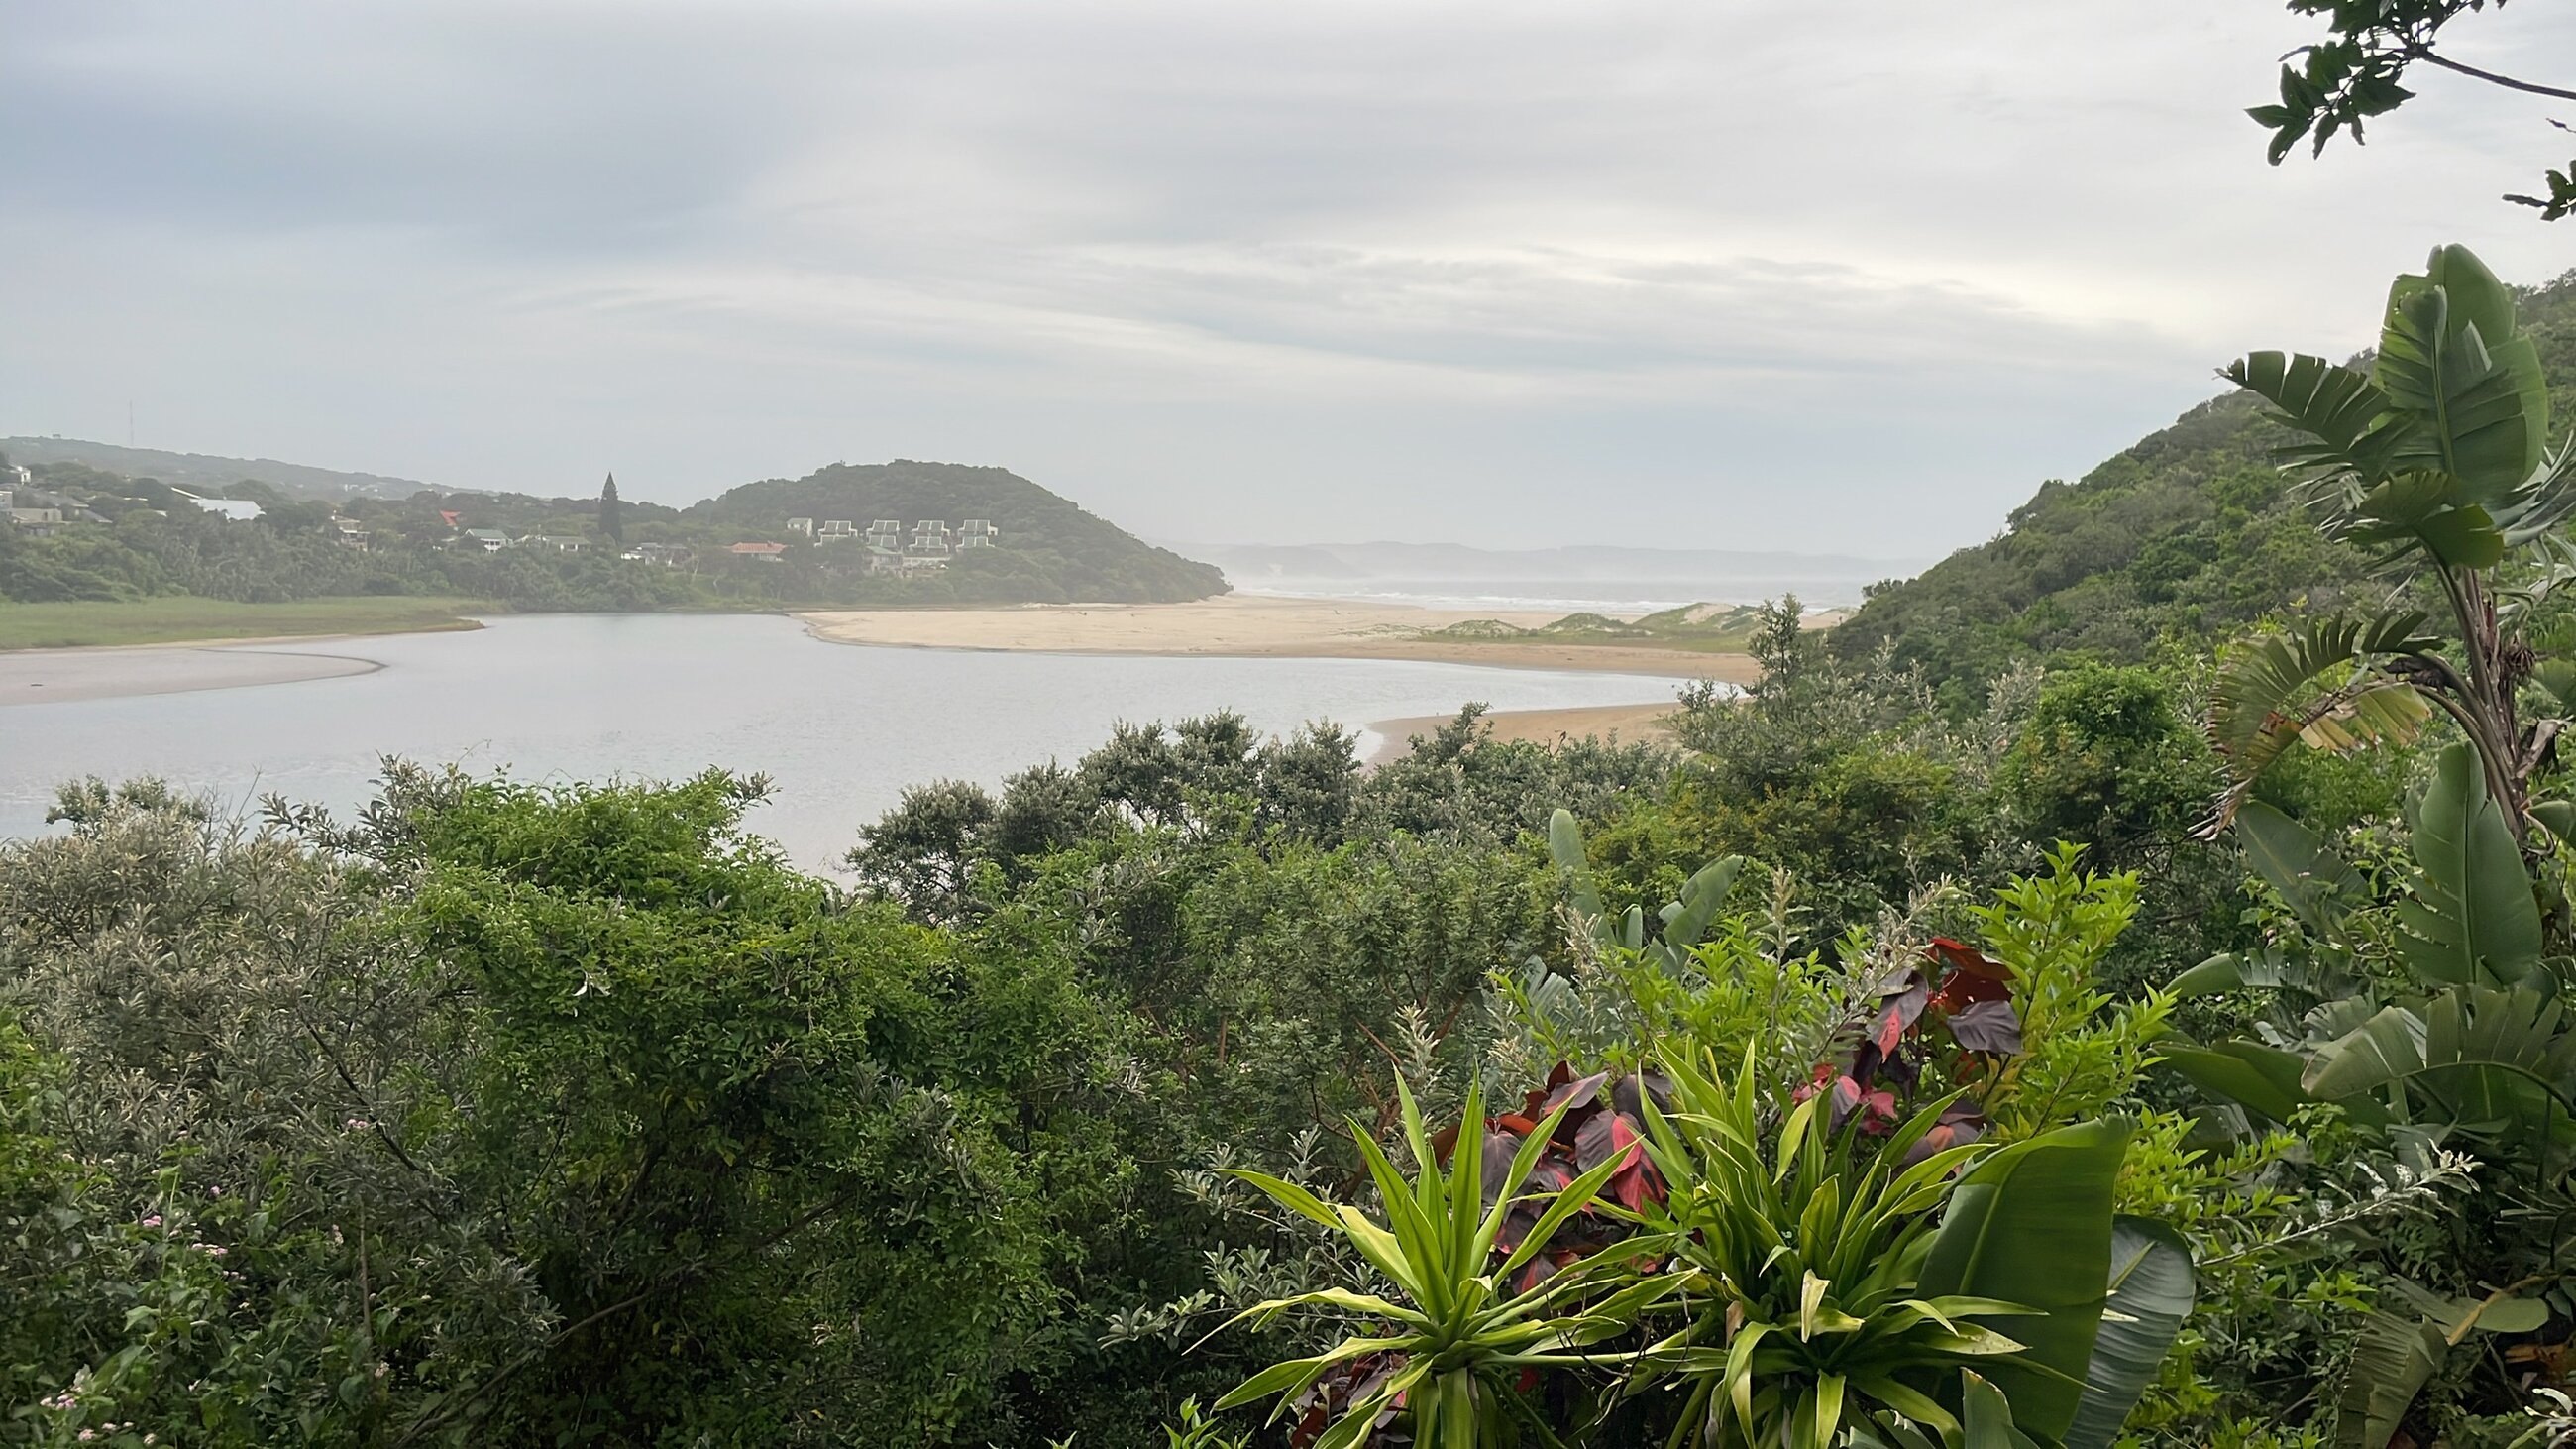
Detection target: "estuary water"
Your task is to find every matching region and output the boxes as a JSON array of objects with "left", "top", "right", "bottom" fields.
[{"left": 0, "top": 613, "right": 1684, "bottom": 869}]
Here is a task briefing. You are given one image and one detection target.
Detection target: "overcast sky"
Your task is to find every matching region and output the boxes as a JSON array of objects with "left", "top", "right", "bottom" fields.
[{"left": 2, "top": 1, "right": 2569, "bottom": 555}]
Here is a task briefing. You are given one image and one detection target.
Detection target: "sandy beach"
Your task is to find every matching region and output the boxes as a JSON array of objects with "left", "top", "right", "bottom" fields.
[
  {"left": 796, "top": 595, "right": 1757, "bottom": 680},
  {"left": 1366, "top": 700, "right": 1680, "bottom": 762},
  {"left": 0, "top": 642, "right": 382, "bottom": 706}
]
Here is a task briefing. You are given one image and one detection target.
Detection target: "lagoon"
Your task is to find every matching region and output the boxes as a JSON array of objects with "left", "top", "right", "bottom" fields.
[{"left": 0, "top": 613, "right": 1685, "bottom": 869}]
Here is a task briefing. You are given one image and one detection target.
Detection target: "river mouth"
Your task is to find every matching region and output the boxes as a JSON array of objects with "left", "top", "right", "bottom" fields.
[{"left": 0, "top": 612, "right": 1684, "bottom": 870}]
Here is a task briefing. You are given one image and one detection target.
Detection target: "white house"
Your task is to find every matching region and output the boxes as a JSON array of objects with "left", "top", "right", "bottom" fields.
[{"left": 172, "top": 490, "right": 265, "bottom": 522}]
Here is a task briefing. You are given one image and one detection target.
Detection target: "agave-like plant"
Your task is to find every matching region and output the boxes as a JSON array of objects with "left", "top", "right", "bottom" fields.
[
  {"left": 1624, "top": 1049, "right": 2184, "bottom": 1449},
  {"left": 2206, "top": 243, "right": 2575, "bottom": 835},
  {"left": 1214, "top": 1077, "right": 1669, "bottom": 1449}
]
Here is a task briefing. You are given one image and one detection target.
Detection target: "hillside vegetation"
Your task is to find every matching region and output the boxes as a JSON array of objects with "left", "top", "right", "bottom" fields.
[
  {"left": 19, "top": 247, "right": 2576, "bottom": 1448},
  {"left": 694, "top": 459, "right": 1225, "bottom": 603},
  {"left": 0, "top": 453, "right": 1226, "bottom": 621},
  {"left": 1834, "top": 268, "right": 2576, "bottom": 704}
]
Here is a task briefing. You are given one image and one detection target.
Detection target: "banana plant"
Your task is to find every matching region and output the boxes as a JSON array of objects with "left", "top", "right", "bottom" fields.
[
  {"left": 1548, "top": 808, "right": 1746, "bottom": 976},
  {"left": 2205, "top": 243, "right": 2575, "bottom": 836},
  {"left": 2167, "top": 743, "right": 2568, "bottom": 1447},
  {"left": 1214, "top": 1076, "right": 1668, "bottom": 1449},
  {"left": 1623, "top": 1048, "right": 2187, "bottom": 1449}
]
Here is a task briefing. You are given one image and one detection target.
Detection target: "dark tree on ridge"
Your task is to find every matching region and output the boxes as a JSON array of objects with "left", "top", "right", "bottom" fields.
[{"left": 598, "top": 472, "right": 624, "bottom": 545}]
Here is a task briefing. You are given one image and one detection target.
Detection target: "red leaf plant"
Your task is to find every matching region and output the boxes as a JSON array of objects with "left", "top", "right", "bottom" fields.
[{"left": 1793, "top": 937, "right": 2024, "bottom": 1164}]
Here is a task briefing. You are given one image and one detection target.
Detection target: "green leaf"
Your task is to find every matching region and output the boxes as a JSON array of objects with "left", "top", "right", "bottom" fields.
[
  {"left": 2396, "top": 742, "right": 2545, "bottom": 991},
  {"left": 2332, "top": 1309, "right": 2445, "bottom": 1449},
  {"left": 2233, "top": 802, "right": 2363, "bottom": 938},
  {"left": 2160, "top": 1040, "right": 2315, "bottom": 1126},
  {"left": 2303, "top": 987, "right": 2576, "bottom": 1144},
  {"left": 2378, "top": 247, "right": 2546, "bottom": 501},
  {"left": 1664, "top": 855, "right": 1747, "bottom": 954},
  {"left": 1960, "top": 1370, "right": 2018, "bottom": 1449},
  {"left": 2064, "top": 1218, "right": 2195, "bottom": 1449},
  {"left": 1919, "top": 1119, "right": 2130, "bottom": 1440},
  {"left": 2224, "top": 350, "right": 2400, "bottom": 482},
  {"left": 2203, "top": 612, "right": 2434, "bottom": 823},
  {"left": 1547, "top": 808, "right": 1604, "bottom": 923}
]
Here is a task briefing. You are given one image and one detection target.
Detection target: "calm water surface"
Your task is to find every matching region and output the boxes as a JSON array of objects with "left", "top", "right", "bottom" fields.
[{"left": 1, "top": 613, "right": 1685, "bottom": 868}]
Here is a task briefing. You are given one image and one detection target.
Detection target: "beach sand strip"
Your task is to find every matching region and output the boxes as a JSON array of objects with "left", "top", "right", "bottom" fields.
[
  {"left": 0, "top": 643, "right": 382, "bottom": 706},
  {"left": 796, "top": 595, "right": 1755, "bottom": 681}
]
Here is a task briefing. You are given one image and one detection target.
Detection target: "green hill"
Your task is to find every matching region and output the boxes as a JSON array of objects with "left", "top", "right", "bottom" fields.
[
  {"left": 1833, "top": 268, "right": 2576, "bottom": 704},
  {"left": 691, "top": 459, "right": 1225, "bottom": 604},
  {"left": 0, "top": 450, "right": 1227, "bottom": 619}
]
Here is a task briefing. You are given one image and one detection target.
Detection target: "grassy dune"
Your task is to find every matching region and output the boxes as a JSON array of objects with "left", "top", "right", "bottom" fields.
[{"left": 0, "top": 596, "right": 489, "bottom": 650}]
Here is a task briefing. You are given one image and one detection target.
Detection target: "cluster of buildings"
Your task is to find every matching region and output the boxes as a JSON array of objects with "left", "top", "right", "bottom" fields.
[
  {"left": 457, "top": 528, "right": 697, "bottom": 563},
  {"left": 783, "top": 516, "right": 1000, "bottom": 573},
  {"left": 4, "top": 467, "right": 108, "bottom": 535},
  {"left": 1, "top": 466, "right": 299, "bottom": 539},
  {"left": 432, "top": 511, "right": 1007, "bottom": 575}
]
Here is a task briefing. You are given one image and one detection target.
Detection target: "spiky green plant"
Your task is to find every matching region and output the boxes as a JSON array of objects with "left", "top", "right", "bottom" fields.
[
  {"left": 1624, "top": 1048, "right": 2171, "bottom": 1449},
  {"left": 1215, "top": 1077, "right": 1665, "bottom": 1449}
]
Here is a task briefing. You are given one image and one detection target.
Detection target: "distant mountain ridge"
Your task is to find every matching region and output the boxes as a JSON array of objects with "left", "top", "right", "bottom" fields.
[
  {"left": 2, "top": 437, "right": 425, "bottom": 501},
  {"left": 1178, "top": 541, "right": 1917, "bottom": 581},
  {"left": 1175, "top": 539, "right": 1926, "bottom": 610}
]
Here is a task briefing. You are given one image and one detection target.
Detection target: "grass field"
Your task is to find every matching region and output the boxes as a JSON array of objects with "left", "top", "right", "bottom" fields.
[{"left": 0, "top": 596, "right": 490, "bottom": 650}]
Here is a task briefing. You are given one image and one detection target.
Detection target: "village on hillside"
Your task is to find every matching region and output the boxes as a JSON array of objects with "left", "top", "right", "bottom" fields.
[{"left": 452, "top": 513, "right": 1004, "bottom": 574}]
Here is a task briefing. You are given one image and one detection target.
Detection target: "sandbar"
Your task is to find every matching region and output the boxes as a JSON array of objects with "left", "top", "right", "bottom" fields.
[
  {"left": 795, "top": 595, "right": 1757, "bottom": 680},
  {"left": 0, "top": 642, "right": 381, "bottom": 706},
  {"left": 1366, "top": 701, "right": 1681, "bottom": 763}
]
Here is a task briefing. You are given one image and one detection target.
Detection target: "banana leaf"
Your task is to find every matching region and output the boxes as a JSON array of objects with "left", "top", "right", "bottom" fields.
[
  {"left": 1919, "top": 1120, "right": 2129, "bottom": 1440},
  {"left": 2063, "top": 1218, "right": 2195, "bottom": 1449},
  {"left": 1660, "top": 855, "right": 1747, "bottom": 954},
  {"left": 2232, "top": 802, "right": 2364, "bottom": 938},
  {"left": 2160, "top": 1040, "right": 2314, "bottom": 1126},
  {"left": 1548, "top": 808, "right": 1604, "bottom": 924},
  {"left": 2395, "top": 744, "right": 2545, "bottom": 991},
  {"left": 2378, "top": 246, "right": 2548, "bottom": 502},
  {"left": 2225, "top": 350, "right": 2400, "bottom": 483},
  {"left": 2302, "top": 987, "right": 2576, "bottom": 1145},
  {"left": 2332, "top": 1309, "right": 2446, "bottom": 1449}
]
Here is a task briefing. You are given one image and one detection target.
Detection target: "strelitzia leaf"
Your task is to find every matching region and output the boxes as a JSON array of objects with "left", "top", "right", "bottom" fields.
[
  {"left": 2064, "top": 1218, "right": 2195, "bottom": 1449},
  {"left": 2396, "top": 742, "right": 2546, "bottom": 991}
]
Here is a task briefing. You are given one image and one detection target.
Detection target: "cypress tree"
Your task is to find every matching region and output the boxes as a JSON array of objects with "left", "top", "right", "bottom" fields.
[{"left": 598, "top": 473, "right": 624, "bottom": 545}]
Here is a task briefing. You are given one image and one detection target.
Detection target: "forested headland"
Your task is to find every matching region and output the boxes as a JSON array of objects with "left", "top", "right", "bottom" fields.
[
  {"left": 13, "top": 245, "right": 2576, "bottom": 1449},
  {"left": 0, "top": 455, "right": 1226, "bottom": 619}
]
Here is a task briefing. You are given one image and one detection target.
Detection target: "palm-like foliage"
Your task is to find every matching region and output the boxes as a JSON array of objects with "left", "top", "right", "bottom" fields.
[
  {"left": 2169, "top": 742, "right": 2568, "bottom": 1445},
  {"left": 1215, "top": 1078, "right": 1660, "bottom": 1449},
  {"left": 2208, "top": 244, "right": 2574, "bottom": 834},
  {"left": 1624, "top": 1049, "right": 2161, "bottom": 1449}
]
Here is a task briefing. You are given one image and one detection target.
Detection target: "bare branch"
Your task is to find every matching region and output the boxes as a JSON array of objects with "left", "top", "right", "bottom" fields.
[{"left": 2408, "top": 46, "right": 2576, "bottom": 102}]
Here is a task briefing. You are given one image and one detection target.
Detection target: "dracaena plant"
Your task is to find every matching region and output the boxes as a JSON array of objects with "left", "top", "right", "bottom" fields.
[
  {"left": 1621, "top": 1048, "right": 2188, "bottom": 1449},
  {"left": 1214, "top": 1076, "right": 1665, "bottom": 1449},
  {"left": 2207, "top": 243, "right": 2576, "bottom": 838}
]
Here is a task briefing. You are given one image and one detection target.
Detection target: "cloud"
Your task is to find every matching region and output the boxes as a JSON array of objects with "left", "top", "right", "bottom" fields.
[{"left": 2, "top": 0, "right": 2570, "bottom": 552}]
